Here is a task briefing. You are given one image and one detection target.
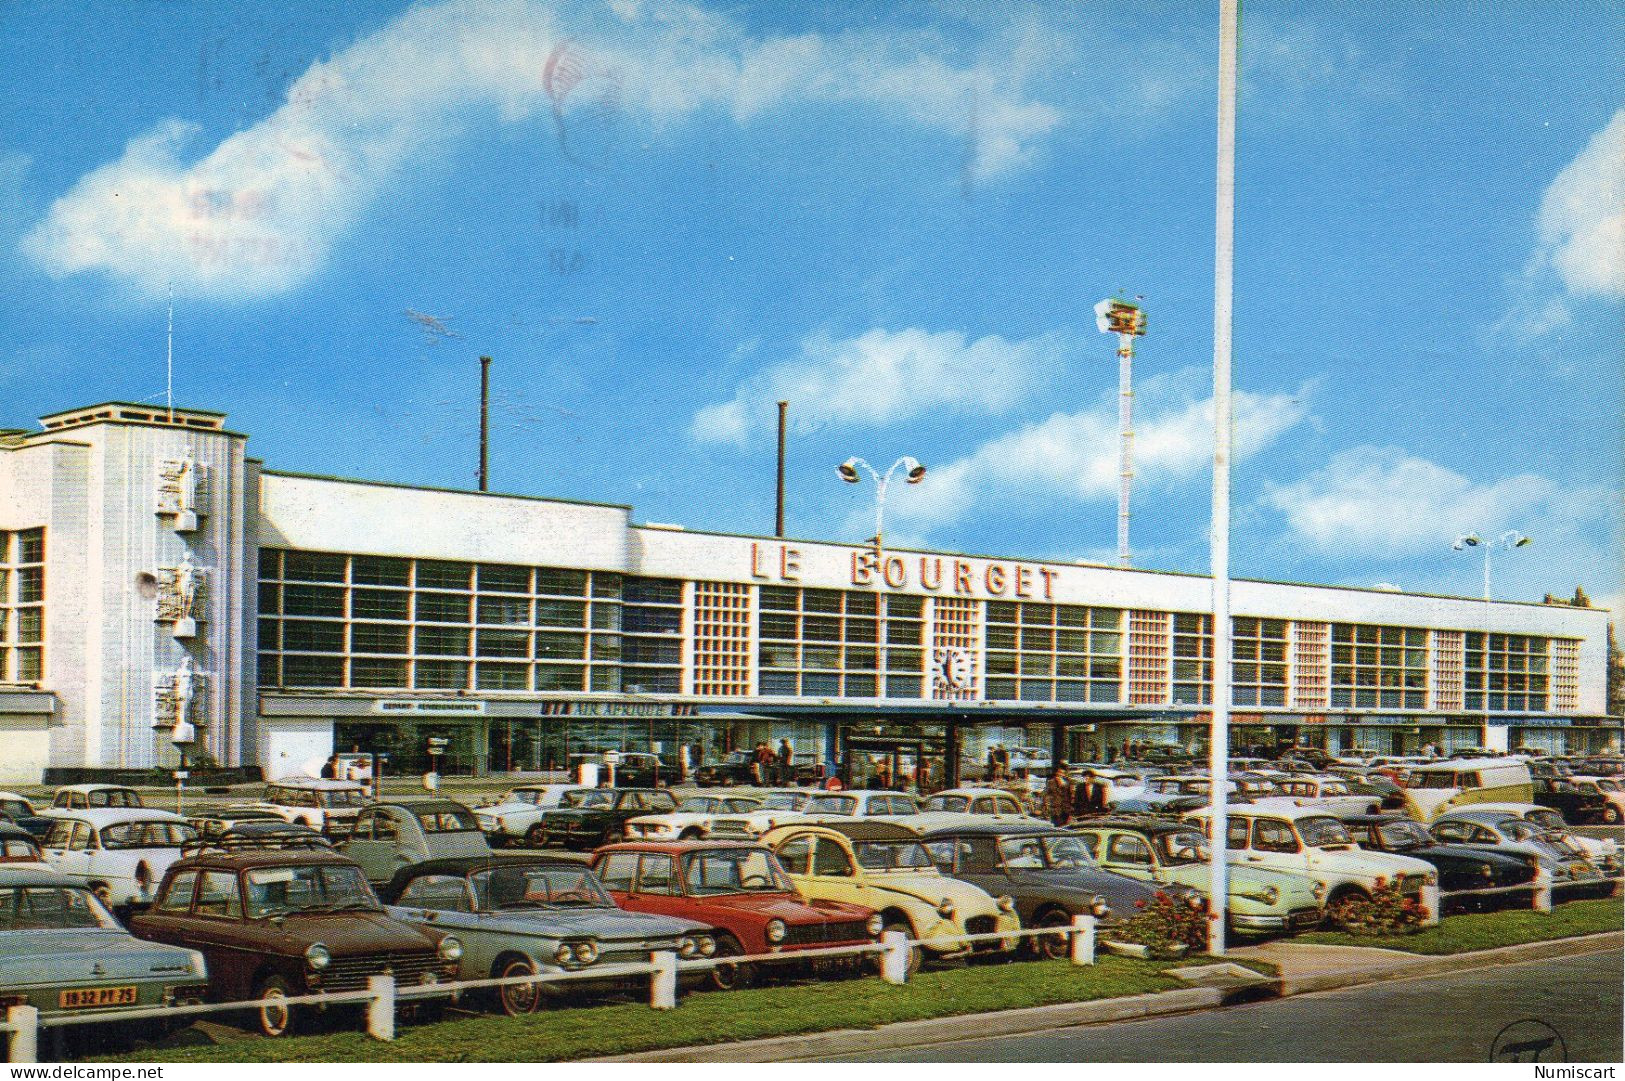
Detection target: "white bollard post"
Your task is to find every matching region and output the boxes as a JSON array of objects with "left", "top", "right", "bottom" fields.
[
  {"left": 881, "top": 930, "right": 910, "bottom": 984},
  {"left": 7, "top": 1005, "right": 38, "bottom": 1064},
  {"left": 1420, "top": 882, "right": 1441, "bottom": 927},
  {"left": 1532, "top": 867, "right": 1553, "bottom": 913},
  {"left": 1070, "top": 913, "right": 1097, "bottom": 965},
  {"left": 366, "top": 974, "right": 396, "bottom": 1041},
  {"left": 650, "top": 951, "right": 678, "bottom": 1009}
]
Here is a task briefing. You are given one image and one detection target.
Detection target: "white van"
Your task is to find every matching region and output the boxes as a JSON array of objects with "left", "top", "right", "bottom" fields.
[{"left": 1402, "top": 757, "right": 1534, "bottom": 821}]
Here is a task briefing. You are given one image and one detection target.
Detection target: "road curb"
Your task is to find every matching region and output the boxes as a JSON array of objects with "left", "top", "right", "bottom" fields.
[{"left": 1269, "top": 930, "right": 1623, "bottom": 995}]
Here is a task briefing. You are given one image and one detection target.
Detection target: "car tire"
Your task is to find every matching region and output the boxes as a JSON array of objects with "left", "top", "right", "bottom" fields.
[
  {"left": 526, "top": 824, "right": 548, "bottom": 848},
  {"left": 253, "top": 973, "right": 300, "bottom": 1038},
  {"left": 708, "top": 935, "right": 754, "bottom": 991},
  {"left": 495, "top": 956, "right": 541, "bottom": 1016},
  {"left": 880, "top": 918, "right": 923, "bottom": 977},
  {"left": 1033, "top": 909, "right": 1073, "bottom": 960},
  {"left": 1326, "top": 886, "right": 1370, "bottom": 929}
]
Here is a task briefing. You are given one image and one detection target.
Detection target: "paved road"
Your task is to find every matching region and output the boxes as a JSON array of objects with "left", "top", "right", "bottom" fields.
[{"left": 811, "top": 949, "right": 1623, "bottom": 1063}]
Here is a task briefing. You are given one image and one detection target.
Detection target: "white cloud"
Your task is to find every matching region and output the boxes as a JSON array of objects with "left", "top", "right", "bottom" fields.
[
  {"left": 689, "top": 327, "right": 1068, "bottom": 445},
  {"left": 1537, "top": 109, "right": 1625, "bottom": 299},
  {"left": 884, "top": 366, "right": 1312, "bottom": 530},
  {"left": 21, "top": 0, "right": 1062, "bottom": 299},
  {"left": 1263, "top": 446, "right": 1610, "bottom": 559}
]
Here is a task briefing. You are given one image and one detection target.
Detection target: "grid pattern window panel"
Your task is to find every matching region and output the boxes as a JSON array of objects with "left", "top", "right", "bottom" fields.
[
  {"left": 1292, "top": 621, "right": 1330, "bottom": 709},
  {"left": 1127, "top": 610, "right": 1171, "bottom": 705},
  {"left": 1463, "top": 632, "right": 1550, "bottom": 713},
  {"left": 257, "top": 549, "right": 624, "bottom": 693},
  {"left": 1431, "top": 630, "right": 1465, "bottom": 713},
  {"left": 1551, "top": 639, "right": 1580, "bottom": 712},
  {"left": 983, "top": 601, "right": 1123, "bottom": 703},
  {"left": 0, "top": 529, "right": 44, "bottom": 683},
  {"left": 1231, "top": 617, "right": 1288, "bottom": 707},
  {"left": 692, "top": 581, "right": 751, "bottom": 697},
  {"left": 621, "top": 577, "right": 683, "bottom": 695},
  {"left": 930, "top": 596, "right": 979, "bottom": 701},
  {"left": 1331, "top": 624, "right": 1429, "bottom": 710},
  {"left": 1170, "top": 612, "right": 1212, "bottom": 706},
  {"left": 756, "top": 588, "right": 925, "bottom": 698}
]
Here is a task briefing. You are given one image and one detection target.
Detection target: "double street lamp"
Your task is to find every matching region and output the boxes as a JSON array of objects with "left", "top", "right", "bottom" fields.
[
  {"left": 837, "top": 456, "right": 927, "bottom": 723},
  {"left": 1452, "top": 530, "right": 1533, "bottom": 601}
]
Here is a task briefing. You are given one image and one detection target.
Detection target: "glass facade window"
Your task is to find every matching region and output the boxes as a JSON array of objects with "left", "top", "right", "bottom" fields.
[
  {"left": 257, "top": 549, "right": 623, "bottom": 692},
  {"left": 982, "top": 601, "right": 1123, "bottom": 703},
  {"left": 1232, "top": 617, "right": 1288, "bottom": 707},
  {"left": 1170, "top": 612, "right": 1212, "bottom": 705},
  {"left": 1331, "top": 624, "right": 1428, "bottom": 710},
  {"left": 756, "top": 587, "right": 925, "bottom": 698},
  {"left": 620, "top": 577, "right": 683, "bottom": 695},
  {"left": 1464, "top": 632, "right": 1549, "bottom": 712},
  {"left": 0, "top": 528, "right": 45, "bottom": 683}
]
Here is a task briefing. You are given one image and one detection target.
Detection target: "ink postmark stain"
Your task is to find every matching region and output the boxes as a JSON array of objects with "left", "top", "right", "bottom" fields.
[{"left": 1490, "top": 1019, "right": 1567, "bottom": 1063}]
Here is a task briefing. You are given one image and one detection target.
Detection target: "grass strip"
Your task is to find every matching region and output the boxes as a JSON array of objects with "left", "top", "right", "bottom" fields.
[{"left": 1296, "top": 897, "right": 1622, "bottom": 955}]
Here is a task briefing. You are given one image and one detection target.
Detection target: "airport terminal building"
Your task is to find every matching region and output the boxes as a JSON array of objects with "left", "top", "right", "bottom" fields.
[{"left": 0, "top": 402, "right": 1616, "bottom": 786}]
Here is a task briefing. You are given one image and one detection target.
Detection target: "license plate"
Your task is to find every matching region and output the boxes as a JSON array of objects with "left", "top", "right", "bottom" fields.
[{"left": 59, "top": 986, "right": 138, "bottom": 1009}]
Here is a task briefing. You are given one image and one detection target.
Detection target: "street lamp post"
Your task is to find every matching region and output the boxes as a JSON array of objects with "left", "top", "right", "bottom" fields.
[
  {"left": 838, "top": 456, "right": 927, "bottom": 713},
  {"left": 1095, "top": 298, "right": 1147, "bottom": 568},
  {"left": 1452, "top": 531, "right": 1533, "bottom": 601}
]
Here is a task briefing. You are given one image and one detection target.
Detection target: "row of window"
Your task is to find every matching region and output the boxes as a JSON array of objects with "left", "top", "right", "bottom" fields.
[{"left": 0, "top": 528, "right": 44, "bottom": 683}]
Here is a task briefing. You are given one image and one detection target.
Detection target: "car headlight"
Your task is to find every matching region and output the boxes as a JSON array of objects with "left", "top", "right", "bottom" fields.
[
  {"left": 765, "top": 918, "right": 788, "bottom": 943},
  {"left": 437, "top": 936, "right": 463, "bottom": 962},
  {"left": 1481, "top": 863, "right": 1496, "bottom": 879},
  {"left": 936, "top": 898, "right": 956, "bottom": 919},
  {"left": 1261, "top": 886, "right": 1279, "bottom": 906},
  {"left": 1090, "top": 896, "right": 1110, "bottom": 919},
  {"left": 1311, "top": 880, "right": 1327, "bottom": 900},
  {"left": 305, "top": 944, "right": 331, "bottom": 970},
  {"left": 865, "top": 913, "right": 884, "bottom": 937},
  {"left": 996, "top": 895, "right": 1016, "bottom": 914},
  {"left": 573, "top": 941, "right": 599, "bottom": 965},
  {"left": 698, "top": 935, "right": 716, "bottom": 957},
  {"left": 555, "top": 943, "right": 575, "bottom": 964},
  {"left": 677, "top": 935, "right": 699, "bottom": 958}
]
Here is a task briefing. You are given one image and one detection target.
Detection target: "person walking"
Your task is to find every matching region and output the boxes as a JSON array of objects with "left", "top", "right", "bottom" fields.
[
  {"left": 1043, "top": 763, "right": 1073, "bottom": 827},
  {"left": 1073, "top": 769, "right": 1110, "bottom": 819},
  {"left": 776, "top": 738, "right": 794, "bottom": 785}
]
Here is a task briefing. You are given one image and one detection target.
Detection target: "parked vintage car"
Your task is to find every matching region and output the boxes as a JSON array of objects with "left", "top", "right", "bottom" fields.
[
  {"left": 919, "top": 788, "right": 1037, "bottom": 819},
  {"left": 569, "top": 752, "right": 666, "bottom": 788},
  {"left": 920, "top": 822, "right": 1163, "bottom": 956},
  {"left": 799, "top": 790, "right": 923, "bottom": 822},
  {"left": 1071, "top": 818, "right": 1325, "bottom": 935},
  {"left": 694, "top": 751, "right": 759, "bottom": 787},
  {"left": 50, "top": 785, "right": 145, "bottom": 812},
  {"left": 540, "top": 788, "right": 679, "bottom": 850},
  {"left": 129, "top": 841, "right": 462, "bottom": 1036},
  {"left": 0, "top": 823, "right": 47, "bottom": 867},
  {"left": 624, "top": 796, "right": 764, "bottom": 841},
  {"left": 473, "top": 784, "right": 592, "bottom": 845},
  {"left": 708, "top": 790, "right": 818, "bottom": 839},
  {"left": 761, "top": 821, "right": 1018, "bottom": 972},
  {"left": 1470, "top": 802, "right": 1624, "bottom": 873},
  {"left": 1337, "top": 814, "right": 1537, "bottom": 909},
  {"left": 0, "top": 792, "right": 54, "bottom": 840},
  {"left": 339, "top": 799, "right": 491, "bottom": 883},
  {"left": 1253, "top": 775, "right": 1384, "bottom": 817},
  {"left": 592, "top": 840, "right": 881, "bottom": 988},
  {"left": 1566, "top": 776, "right": 1625, "bottom": 825},
  {"left": 1429, "top": 810, "right": 1615, "bottom": 896},
  {"left": 188, "top": 807, "right": 295, "bottom": 843},
  {"left": 232, "top": 779, "right": 369, "bottom": 837},
  {"left": 1402, "top": 758, "right": 1534, "bottom": 821},
  {"left": 380, "top": 854, "right": 714, "bottom": 1015},
  {"left": 1184, "top": 805, "right": 1436, "bottom": 917},
  {"left": 0, "top": 867, "right": 209, "bottom": 1022},
  {"left": 39, "top": 808, "right": 199, "bottom": 912}
]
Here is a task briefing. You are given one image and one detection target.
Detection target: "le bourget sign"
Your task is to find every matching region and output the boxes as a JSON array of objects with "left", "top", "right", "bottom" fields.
[{"left": 748, "top": 541, "right": 1061, "bottom": 600}]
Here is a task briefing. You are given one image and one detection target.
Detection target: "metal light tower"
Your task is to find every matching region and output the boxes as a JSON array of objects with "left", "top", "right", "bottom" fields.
[
  {"left": 839, "top": 456, "right": 927, "bottom": 708},
  {"left": 1095, "top": 297, "right": 1146, "bottom": 568},
  {"left": 1452, "top": 531, "right": 1533, "bottom": 601}
]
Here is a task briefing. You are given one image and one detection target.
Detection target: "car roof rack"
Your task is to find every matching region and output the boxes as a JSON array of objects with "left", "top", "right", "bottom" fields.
[{"left": 181, "top": 833, "right": 335, "bottom": 855}]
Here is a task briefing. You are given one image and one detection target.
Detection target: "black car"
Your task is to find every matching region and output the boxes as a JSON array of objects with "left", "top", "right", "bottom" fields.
[
  {"left": 569, "top": 752, "right": 667, "bottom": 789},
  {"left": 918, "top": 821, "right": 1163, "bottom": 958},
  {"left": 695, "top": 752, "right": 758, "bottom": 787},
  {"left": 540, "top": 788, "right": 679, "bottom": 850},
  {"left": 1339, "top": 814, "right": 1537, "bottom": 910},
  {"left": 0, "top": 793, "right": 53, "bottom": 840},
  {"left": 1529, "top": 778, "right": 1616, "bottom": 825}
]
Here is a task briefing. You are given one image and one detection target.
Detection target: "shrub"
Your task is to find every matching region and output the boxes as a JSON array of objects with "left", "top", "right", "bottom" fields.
[
  {"left": 1327, "top": 876, "right": 1430, "bottom": 935},
  {"left": 1110, "top": 890, "right": 1209, "bottom": 957}
]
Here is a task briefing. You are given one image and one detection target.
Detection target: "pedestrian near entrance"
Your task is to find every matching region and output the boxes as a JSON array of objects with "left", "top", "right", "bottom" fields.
[
  {"left": 1073, "top": 769, "right": 1109, "bottom": 818},
  {"left": 320, "top": 754, "right": 338, "bottom": 780},
  {"left": 777, "top": 738, "right": 793, "bottom": 785},
  {"left": 1043, "top": 762, "right": 1073, "bottom": 827}
]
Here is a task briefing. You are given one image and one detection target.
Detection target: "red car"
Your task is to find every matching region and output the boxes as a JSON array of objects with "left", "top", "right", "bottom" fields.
[{"left": 590, "top": 840, "right": 881, "bottom": 989}]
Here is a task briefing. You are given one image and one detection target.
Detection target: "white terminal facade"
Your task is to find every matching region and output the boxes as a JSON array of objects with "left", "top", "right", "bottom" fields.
[{"left": 0, "top": 402, "right": 1616, "bottom": 786}]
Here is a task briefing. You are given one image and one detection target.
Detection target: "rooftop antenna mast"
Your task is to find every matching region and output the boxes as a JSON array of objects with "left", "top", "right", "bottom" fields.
[{"left": 166, "top": 282, "right": 175, "bottom": 424}]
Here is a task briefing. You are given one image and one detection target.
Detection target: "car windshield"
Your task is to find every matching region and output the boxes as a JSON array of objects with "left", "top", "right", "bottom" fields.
[
  {"left": 1158, "top": 832, "right": 1209, "bottom": 865},
  {"left": 675, "top": 799, "right": 716, "bottom": 814},
  {"left": 245, "top": 864, "right": 378, "bottom": 917},
  {"left": 559, "top": 791, "right": 615, "bottom": 809},
  {"left": 320, "top": 789, "right": 368, "bottom": 808},
  {"left": 924, "top": 795, "right": 969, "bottom": 813},
  {"left": 1376, "top": 821, "right": 1434, "bottom": 849},
  {"left": 683, "top": 849, "right": 792, "bottom": 894},
  {"left": 0, "top": 886, "right": 120, "bottom": 931},
  {"left": 997, "top": 833, "right": 1095, "bottom": 870},
  {"left": 806, "top": 796, "right": 857, "bottom": 816},
  {"left": 506, "top": 790, "right": 544, "bottom": 805},
  {"left": 853, "top": 840, "right": 935, "bottom": 871},
  {"left": 89, "top": 791, "right": 142, "bottom": 808},
  {"left": 1297, "top": 817, "right": 1353, "bottom": 847},
  {"left": 99, "top": 821, "right": 198, "bottom": 849},
  {"left": 1526, "top": 810, "right": 1565, "bottom": 830},
  {"left": 1501, "top": 821, "right": 1544, "bottom": 843},
  {"left": 417, "top": 807, "right": 480, "bottom": 832},
  {"left": 1597, "top": 780, "right": 1622, "bottom": 793},
  {"left": 470, "top": 865, "right": 612, "bottom": 910},
  {"left": 762, "top": 794, "right": 804, "bottom": 811},
  {"left": 1, "top": 800, "right": 31, "bottom": 818}
]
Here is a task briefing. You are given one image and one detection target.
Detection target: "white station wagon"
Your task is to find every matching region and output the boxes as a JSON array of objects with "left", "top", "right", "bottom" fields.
[
  {"left": 232, "top": 778, "right": 369, "bottom": 836},
  {"left": 39, "top": 807, "right": 199, "bottom": 911}
]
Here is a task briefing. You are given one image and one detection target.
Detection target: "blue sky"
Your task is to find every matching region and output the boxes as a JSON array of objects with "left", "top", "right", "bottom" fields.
[{"left": 2, "top": 1, "right": 1620, "bottom": 613}]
